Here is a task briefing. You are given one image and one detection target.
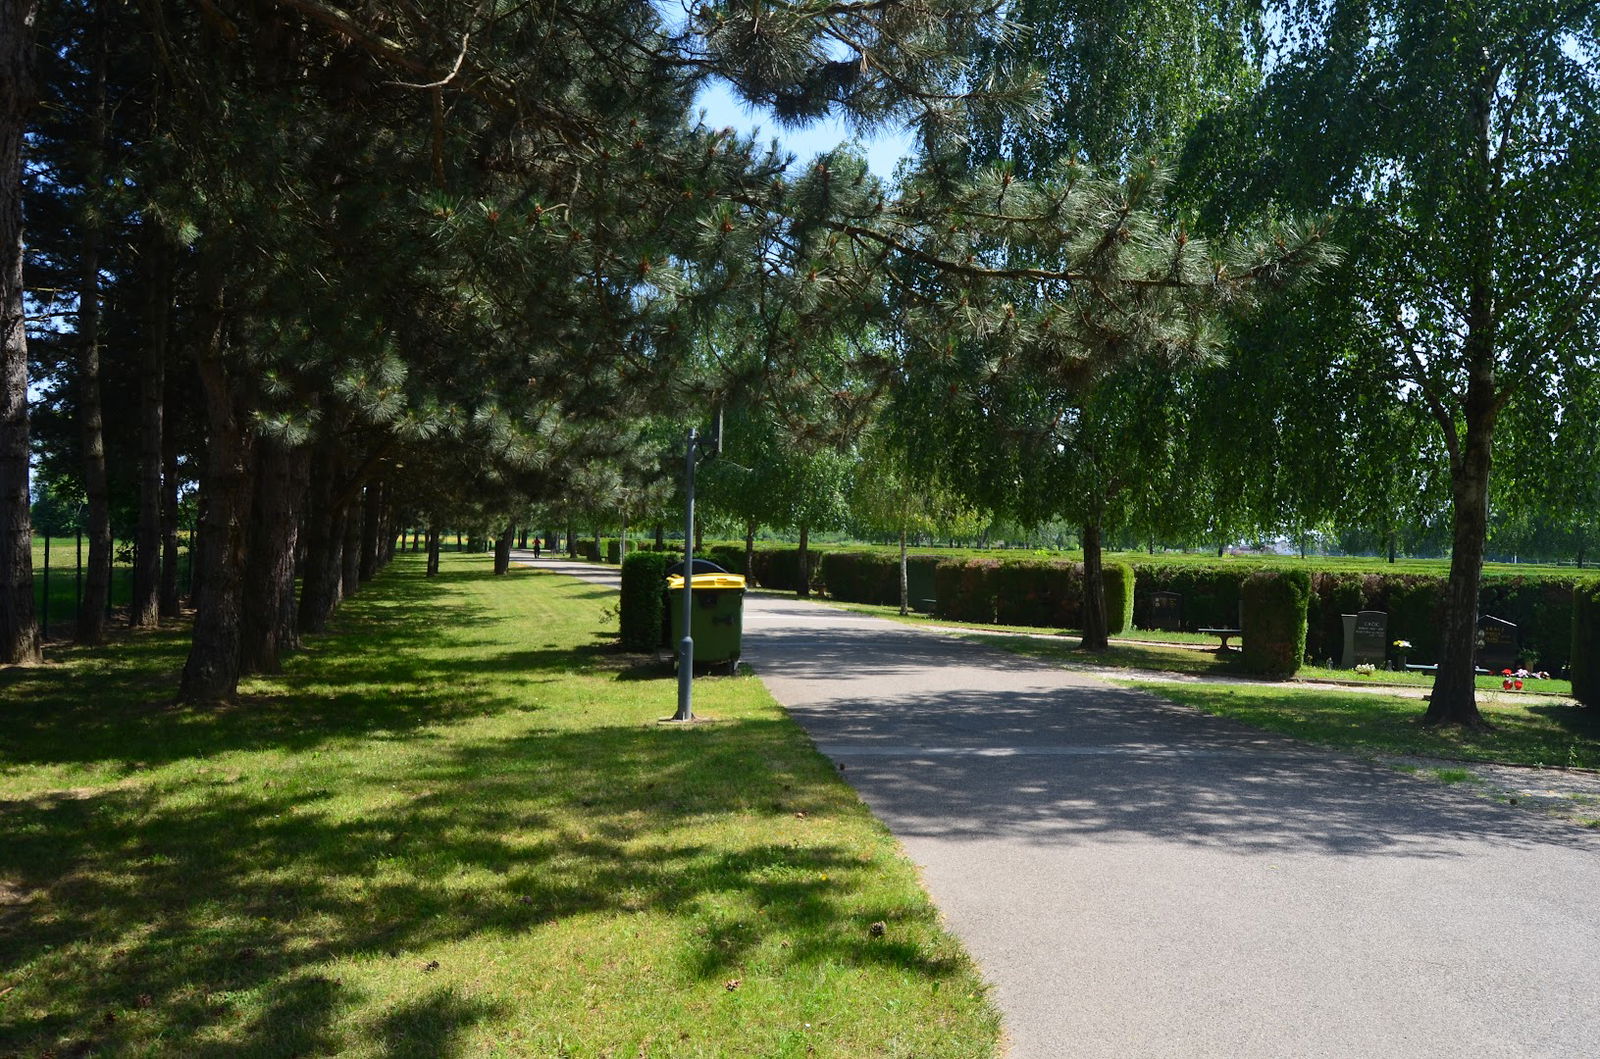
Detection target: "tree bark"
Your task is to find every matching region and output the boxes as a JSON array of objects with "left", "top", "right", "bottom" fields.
[
  {"left": 179, "top": 270, "right": 253, "bottom": 703},
  {"left": 493, "top": 523, "right": 513, "bottom": 574},
  {"left": 158, "top": 399, "right": 181, "bottom": 618},
  {"left": 426, "top": 524, "right": 440, "bottom": 576},
  {"left": 898, "top": 527, "right": 909, "bottom": 616},
  {"left": 74, "top": 205, "right": 110, "bottom": 641},
  {"left": 743, "top": 519, "right": 755, "bottom": 584},
  {"left": 132, "top": 224, "right": 169, "bottom": 628},
  {"left": 341, "top": 488, "right": 362, "bottom": 598},
  {"left": 1425, "top": 365, "right": 1496, "bottom": 728},
  {"left": 359, "top": 477, "right": 381, "bottom": 582},
  {"left": 0, "top": 0, "right": 38, "bottom": 664},
  {"left": 240, "top": 439, "right": 308, "bottom": 674},
  {"left": 797, "top": 522, "right": 810, "bottom": 598},
  {"left": 296, "top": 439, "right": 345, "bottom": 633},
  {"left": 1080, "top": 520, "right": 1109, "bottom": 650}
]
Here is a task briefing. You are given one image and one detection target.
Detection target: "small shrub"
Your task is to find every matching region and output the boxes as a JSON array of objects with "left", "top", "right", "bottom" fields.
[
  {"left": 620, "top": 551, "right": 673, "bottom": 651},
  {"left": 1240, "top": 569, "right": 1310, "bottom": 677},
  {"left": 1103, "top": 563, "right": 1134, "bottom": 635}
]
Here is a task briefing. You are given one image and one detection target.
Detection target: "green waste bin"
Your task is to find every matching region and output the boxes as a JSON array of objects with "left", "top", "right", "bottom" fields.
[{"left": 667, "top": 572, "right": 747, "bottom": 674}]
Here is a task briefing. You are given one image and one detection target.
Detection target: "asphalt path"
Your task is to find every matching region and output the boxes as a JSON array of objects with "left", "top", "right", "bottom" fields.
[{"left": 517, "top": 555, "right": 1600, "bottom": 1058}]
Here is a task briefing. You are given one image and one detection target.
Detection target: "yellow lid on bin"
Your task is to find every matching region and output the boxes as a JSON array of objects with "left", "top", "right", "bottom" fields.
[{"left": 666, "top": 573, "right": 747, "bottom": 590}]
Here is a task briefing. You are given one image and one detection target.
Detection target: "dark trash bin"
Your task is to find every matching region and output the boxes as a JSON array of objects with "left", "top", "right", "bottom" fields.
[{"left": 667, "top": 572, "right": 747, "bottom": 674}]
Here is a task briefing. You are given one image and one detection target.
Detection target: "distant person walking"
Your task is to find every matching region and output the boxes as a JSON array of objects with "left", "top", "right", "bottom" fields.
[{"left": 533, "top": 538, "right": 542, "bottom": 560}]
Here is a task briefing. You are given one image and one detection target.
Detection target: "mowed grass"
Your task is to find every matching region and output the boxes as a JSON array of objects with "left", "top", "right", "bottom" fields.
[
  {"left": 1127, "top": 682, "right": 1600, "bottom": 770},
  {"left": 0, "top": 554, "right": 998, "bottom": 1058}
]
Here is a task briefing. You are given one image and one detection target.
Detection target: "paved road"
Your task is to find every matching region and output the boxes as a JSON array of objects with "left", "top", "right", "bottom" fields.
[{"left": 519, "top": 556, "right": 1600, "bottom": 1058}]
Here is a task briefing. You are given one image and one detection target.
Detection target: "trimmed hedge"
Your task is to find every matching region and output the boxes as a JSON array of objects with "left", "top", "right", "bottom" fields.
[
  {"left": 1104, "top": 563, "right": 1134, "bottom": 635},
  {"left": 1574, "top": 580, "right": 1600, "bottom": 707},
  {"left": 819, "top": 552, "right": 901, "bottom": 605},
  {"left": 1240, "top": 569, "right": 1310, "bottom": 677},
  {"left": 704, "top": 544, "right": 745, "bottom": 576},
  {"left": 993, "top": 560, "right": 1080, "bottom": 626},
  {"left": 933, "top": 559, "right": 1002, "bottom": 623},
  {"left": 620, "top": 551, "right": 672, "bottom": 651},
  {"left": 1135, "top": 563, "right": 1574, "bottom": 670},
  {"left": 751, "top": 548, "right": 828, "bottom": 594}
]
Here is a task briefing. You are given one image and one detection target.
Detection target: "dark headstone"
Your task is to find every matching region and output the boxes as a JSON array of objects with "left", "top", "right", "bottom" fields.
[
  {"left": 1150, "top": 591, "right": 1183, "bottom": 633},
  {"left": 1477, "top": 615, "right": 1519, "bottom": 672},
  {"left": 1353, "top": 610, "right": 1388, "bottom": 666}
]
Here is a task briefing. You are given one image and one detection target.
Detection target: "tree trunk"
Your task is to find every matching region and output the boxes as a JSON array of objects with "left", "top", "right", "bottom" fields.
[
  {"left": 899, "top": 527, "right": 909, "bottom": 616},
  {"left": 566, "top": 515, "right": 575, "bottom": 556},
  {"left": 158, "top": 400, "right": 181, "bottom": 618},
  {"left": 619, "top": 515, "right": 628, "bottom": 563},
  {"left": 296, "top": 439, "right": 345, "bottom": 633},
  {"left": 0, "top": 0, "right": 38, "bottom": 665},
  {"left": 132, "top": 224, "right": 169, "bottom": 628},
  {"left": 655, "top": 523, "right": 665, "bottom": 549},
  {"left": 240, "top": 439, "right": 307, "bottom": 674},
  {"left": 426, "top": 525, "right": 440, "bottom": 576},
  {"left": 179, "top": 271, "right": 253, "bottom": 704},
  {"left": 743, "top": 519, "right": 756, "bottom": 584},
  {"left": 1080, "top": 520, "right": 1109, "bottom": 651},
  {"left": 75, "top": 201, "right": 110, "bottom": 644},
  {"left": 1425, "top": 371, "right": 1496, "bottom": 728},
  {"left": 359, "top": 478, "right": 381, "bottom": 582},
  {"left": 1387, "top": 531, "right": 1397, "bottom": 564},
  {"left": 493, "top": 523, "right": 513, "bottom": 574},
  {"left": 797, "top": 522, "right": 810, "bottom": 599},
  {"left": 341, "top": 492, "right": 362, "bottom": 598}
]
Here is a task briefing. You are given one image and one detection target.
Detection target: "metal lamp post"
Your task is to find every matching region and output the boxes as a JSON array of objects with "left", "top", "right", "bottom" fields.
[{"left": 672, "top": 411, "right": 721, "bottom": 722}]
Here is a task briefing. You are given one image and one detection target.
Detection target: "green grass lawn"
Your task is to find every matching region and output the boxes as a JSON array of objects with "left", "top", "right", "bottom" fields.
[
  {"left": 0, "top": 554, "right": 998, "bottom": 1058},
  {"left": 1128, "top": 681, "right": 1600, "bottom": 770}
]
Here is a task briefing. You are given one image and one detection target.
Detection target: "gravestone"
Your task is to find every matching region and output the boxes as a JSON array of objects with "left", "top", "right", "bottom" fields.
[
  {"left": 1340, "top": 611, "right": 1389, "bottom": 668},
  {"left": 1149, "top": 591, "right": 1182, "bottom": 633},
  {"left": 1477, "top": 615, "right": 1519, "bottom": 672},
  {"left": 1353, "top": 610, "right": 1389, "bottom": 666}
]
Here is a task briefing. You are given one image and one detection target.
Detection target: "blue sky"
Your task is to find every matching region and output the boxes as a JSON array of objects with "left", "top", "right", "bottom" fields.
[{"left": 693, "top": 79, "right": 918, "bottom": 180}]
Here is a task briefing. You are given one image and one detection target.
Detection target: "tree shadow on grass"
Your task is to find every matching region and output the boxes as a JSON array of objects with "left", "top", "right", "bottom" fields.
[
  {"left": 0, "top": 715, "right": 952, "bottom": 1057},
  {"left": 0, "top": 559, "right": 959, "bottom": 1057},
  {"left": 0, "top": 564, "right": 514, "bottom": 772}
]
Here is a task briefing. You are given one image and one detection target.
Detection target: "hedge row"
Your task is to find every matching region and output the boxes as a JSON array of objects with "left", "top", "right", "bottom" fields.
[
  {"left": 749, "top": 548, "right": 829, "bottom": 594},
  {"left": 1133, "top": 563, "right": 1577, "bottom": 670},
  {"left": 925, "top": 557, "right": 1132, "bottom": 632},
  {"left": 1574, "top": 580, "right": 1600, "bottom": 707}
]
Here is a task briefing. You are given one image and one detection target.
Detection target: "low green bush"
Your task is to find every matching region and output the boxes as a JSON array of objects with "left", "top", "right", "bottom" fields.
[
  {"left": 1104, "top": 563, "right": 1134, "bottom": 635},
  {"left": 1573, "top": 580, "right": 1600, "bottom": 707},
  {"left": 1240, "top": 569, "right": 1310, "bottom": 677},
  {"left": 619, "top": 551, "right": 672, "bottom": 651}
]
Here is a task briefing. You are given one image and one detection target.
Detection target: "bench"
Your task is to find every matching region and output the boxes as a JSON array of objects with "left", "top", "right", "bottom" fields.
[
  {"left": 1198, "top": 627, "right": 1242, "bottom": 652},
  {"left": 1405, "top": 663, "right": 1490, "bottom": 675}
]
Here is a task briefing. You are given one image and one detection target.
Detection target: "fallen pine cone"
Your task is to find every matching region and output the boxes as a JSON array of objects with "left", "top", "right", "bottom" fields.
[{"left": 868, "top": 921, "right": 886, "bottom": 938}]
